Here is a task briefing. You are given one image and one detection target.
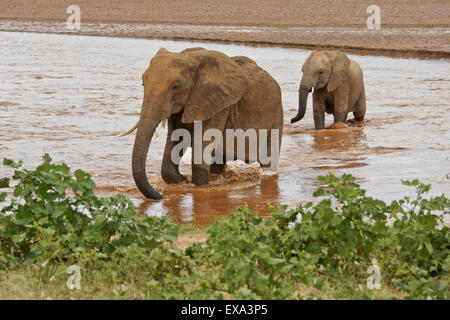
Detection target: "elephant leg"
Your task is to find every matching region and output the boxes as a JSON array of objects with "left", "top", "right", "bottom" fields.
[
  {"left": 258, "top": 125, "right": 282, "bottom": 171},
  {"left": 191, "top": 109, "right": 229, "bottom": 186},
  {"left": 271, "top": 110, "right": 283, "bottom": 170},
  {"left": 334, "top": 111, "right": 348, "bottom": 123},
  {"left": 313, "top": 93, "right": 326, "bottom": 130},
  {"left": 210, "top": 162, "right": 226, "bottom": 174},
  {"left": 333, "top": 87, "right": 349, "bottom": 124},
  {"left": 353, "top": 85, "right": 366, "bottom": 121},
  {"left": 209, "top": 148, "right": 226, "bottom": 174},
  {"left": 161, "top": 117, "right": 188, "bottom": 184},
  {"left": 191, "top": 164, "right": 210, "bottom": 186}
]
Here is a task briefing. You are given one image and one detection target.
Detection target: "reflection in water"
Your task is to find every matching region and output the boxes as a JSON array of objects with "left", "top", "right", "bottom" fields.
[
  {"left": 312, "top": 126, "right": 367, "bottom": 152},
  {"left": 310, "top": 127, "right": 369, "bottom": 170},
  {"left": 0, "top": 31, "right": 449, "bottom": 225},
  {"left": 138, "top": 174, "right": 280, "bottom": 224}
]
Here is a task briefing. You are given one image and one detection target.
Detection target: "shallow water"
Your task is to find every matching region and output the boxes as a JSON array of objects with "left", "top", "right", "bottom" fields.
[{"left": 0, "top": 31, "right": 449, "bottom": 224}]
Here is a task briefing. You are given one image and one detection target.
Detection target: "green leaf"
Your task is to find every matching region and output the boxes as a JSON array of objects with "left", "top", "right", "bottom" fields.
[
  {"left": 424, "top": 240, "right": 434, "bottom": 254},
  {"left": 161, "top": 224, "right": 179, "bottom": 242},
  {"left": 0, "top": 177, "right": 9, "bottom": 188},
  {"left": 3, "top": 158, "right": 23, "bottom": 168},
  {"left": 13, "top": 185, "right": 23, "bottom": 197},
  {"left": 266, "top": 257, "right": 285, "bottom": 266},
  {"left": 310, "top": 225, "right": 319, "bottom": 240},
  {"left": 74, "top": 169, "right": 96, "bottom": 189},
  {"left": 14, "top": 217, "right": 33, "bottom": 226},
  {"left": 11, "top": 233, "right": 27, "bottom": 243},
  {"left": 373, "top": 221, "right": 387, "bottom": 233},
  {"left": 95, "top": 214, "right": 107, "bottom": 224},
  {"left": 313, "top": 189, "right": 325, "bottom": 197},
  {"left": 253, "top": 272, "right": 269, "bottom": 289}
]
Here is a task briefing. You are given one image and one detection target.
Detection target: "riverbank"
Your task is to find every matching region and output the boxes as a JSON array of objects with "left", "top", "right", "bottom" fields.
[{"left": 1, "top": 0, "right": 449, "bottom": 59}]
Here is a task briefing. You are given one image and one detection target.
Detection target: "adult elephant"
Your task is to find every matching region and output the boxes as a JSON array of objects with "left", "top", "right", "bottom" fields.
[
  {"left": 122, "top": 48, "right": 283, "bottom": 199},
  {"left": 290, "top": 51, "right": 366, "bottom": 129}
]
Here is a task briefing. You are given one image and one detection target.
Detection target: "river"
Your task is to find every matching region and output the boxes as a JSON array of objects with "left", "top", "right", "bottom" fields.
[{"left": 0, "top": 31, "right": 448, "bottom": 224}]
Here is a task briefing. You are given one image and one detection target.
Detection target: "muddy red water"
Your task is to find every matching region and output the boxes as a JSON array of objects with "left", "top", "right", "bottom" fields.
[{"left": 1, "top": 32, "right": 449, "bottom": 225}]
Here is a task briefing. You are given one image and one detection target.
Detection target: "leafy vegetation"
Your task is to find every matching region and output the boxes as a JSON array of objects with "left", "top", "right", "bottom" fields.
[
  {"left": 0, "top": 154, "right": 179, "bottom": 268},
  {"left": 187, "top": 174, "right": 449, "bottom": 299},
  {"left": 0, "top": 156, "right": 448, "bottom": 299}
]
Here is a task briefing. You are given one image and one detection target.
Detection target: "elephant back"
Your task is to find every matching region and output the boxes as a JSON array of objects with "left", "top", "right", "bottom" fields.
[{"left": 232, "top": 56, "right": 257, "bottom": 67}]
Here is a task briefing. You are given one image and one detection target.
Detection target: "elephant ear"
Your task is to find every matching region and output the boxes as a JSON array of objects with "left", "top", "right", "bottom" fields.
[
  {"left": 180, "top": 47, "right": 206, "bottom": 54},
  {"left": 182, "top": 50, "right": 249, "bottom": 123},
  {"left": 156, "top": 48, "right": 168, "bottom": 54},
  {"left": 327, "top": 52, "right": 350, "bottom": 92}
]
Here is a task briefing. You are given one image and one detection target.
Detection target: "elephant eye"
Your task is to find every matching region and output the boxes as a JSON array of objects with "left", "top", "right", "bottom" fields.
[
  {"left": 171, "top": 81, "right": 181, "bottom": 91},
  {"left": 319, "top": 70, "right": 324, "bottom": 74}
]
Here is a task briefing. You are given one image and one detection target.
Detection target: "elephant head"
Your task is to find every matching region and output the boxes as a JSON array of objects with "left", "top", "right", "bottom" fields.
[
  {"left": 132, "top": 48, "right": 249, "bottom": 199},
  {"left": 291, "top": 51, "right": 350, "bottom": 123}
]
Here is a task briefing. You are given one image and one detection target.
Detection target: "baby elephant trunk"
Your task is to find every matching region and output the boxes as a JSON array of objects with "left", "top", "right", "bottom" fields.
[{"left": 290, "top": 85, "right": 310, "bottom": 124}]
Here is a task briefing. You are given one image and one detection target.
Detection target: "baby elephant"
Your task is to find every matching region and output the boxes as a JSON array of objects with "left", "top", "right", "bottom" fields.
[{"left": 290, "top": 51, "right": 366, "bottom": 129}]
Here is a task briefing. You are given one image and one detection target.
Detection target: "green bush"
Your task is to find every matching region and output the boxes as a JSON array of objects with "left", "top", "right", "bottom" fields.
[
  {"left": 187, "top": 173, "right": 449, "bottom": 299},
  {"left": 0, "top": 154, "right": 178, "bottom": 268},
  {"left": 0, "top": 155, "right": 448, "bottom": 299}
]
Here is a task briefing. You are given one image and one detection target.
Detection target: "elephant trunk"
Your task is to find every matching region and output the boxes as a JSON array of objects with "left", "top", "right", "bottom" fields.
[
  {"left": 132, "top": 102, "right": 163, "bottom": 199},
  {"left": 290, "top": 85, "right": 310, "bottom": 124}
]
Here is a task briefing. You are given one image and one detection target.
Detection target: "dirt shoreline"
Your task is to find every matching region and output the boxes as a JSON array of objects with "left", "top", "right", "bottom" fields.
[
  {"left": 2, "top": 21, "right": 449, "bottom": 60},
  {"left": 1, "top": 0, "right": 449, "bottom": 60}
]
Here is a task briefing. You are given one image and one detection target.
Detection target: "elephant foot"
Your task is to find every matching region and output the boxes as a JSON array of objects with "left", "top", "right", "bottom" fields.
[
  {"left": 333, "top": 113, "right": 348, "bottom": 124},
  {"left": 210, "top": 163, "right": 225, "bottom": 174},
  {"left": 180, "top": 174, "right": 189, "bottom": 184},
  {"left": 313, "top": 112, "right": 325, "bottom": 130},
  {"left": 329, "top": 122, "right": 349, "bottom": 129},
  {"left": 192, "top": 164, "right": 210, "bottom": 186},
  {"left": 161, "top": 168, "right": 189, "bottom": 184},
  {"left": 354, "top": 115, "right": 365, "bottom": 122}
]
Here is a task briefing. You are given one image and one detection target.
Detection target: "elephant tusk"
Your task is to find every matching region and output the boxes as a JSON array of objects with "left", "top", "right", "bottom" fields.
[
  {"left": 117, "top": 121, "right": 140, "bottom": 137},
  {"left": 153, "top": 119, "right": 167, "bottom": 138},
  {"left": 117, "top": 118, "right": 166, "bottom": 138}
]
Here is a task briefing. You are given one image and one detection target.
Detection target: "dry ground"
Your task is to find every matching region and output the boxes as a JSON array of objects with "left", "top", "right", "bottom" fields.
[
  {"left": 2, "top": 0, "right": 449, "bottom": 28},
  {"left": 1, "top": 0, "right": 449, "bottom": 58}
]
